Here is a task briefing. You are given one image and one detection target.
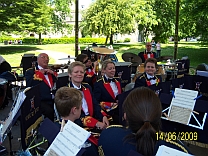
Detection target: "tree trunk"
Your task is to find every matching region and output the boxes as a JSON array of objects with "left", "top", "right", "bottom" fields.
[
  {"left": 105, "top": 35, "right": 109, "bottom": 45},
  {"left": 110, "top": 34, "right": 113, "bottom": 45},
  {"left": 38, "top": 33, "right": 42, "bottom": 44}
]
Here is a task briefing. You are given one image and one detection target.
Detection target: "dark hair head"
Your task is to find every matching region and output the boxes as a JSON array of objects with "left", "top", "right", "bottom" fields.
[
  {"left": 76, "top": 54, "right": 88, "bottom": 63},
  {"left": 55, "top": 87, "right": 82, "bottom": 117},
  {"left": 144, "top": 58, "right": 157, "bottom": 68},
  {"left": 123, "top": 87, "right": 162, "bottom": 156}
]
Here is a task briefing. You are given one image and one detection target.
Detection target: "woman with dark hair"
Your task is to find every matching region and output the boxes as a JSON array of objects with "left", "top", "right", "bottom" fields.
[{"left": 98, "top": 87, "right": 190, "bottom": 156}]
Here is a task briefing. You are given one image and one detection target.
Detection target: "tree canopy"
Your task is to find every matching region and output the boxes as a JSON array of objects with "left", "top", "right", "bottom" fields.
[
  {"left": 80, "top": 0, "right": 137, "bottom": 44},
  {"left": 0, "top": 0, "right": 72, "bottom": 42}
]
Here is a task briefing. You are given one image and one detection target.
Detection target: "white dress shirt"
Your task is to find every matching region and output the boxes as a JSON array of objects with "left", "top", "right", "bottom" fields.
[{"left": 73, "top": 83, "right": 89, "bottom": 115}]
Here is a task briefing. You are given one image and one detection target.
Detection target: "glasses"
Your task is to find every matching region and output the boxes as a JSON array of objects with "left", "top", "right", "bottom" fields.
[
  {"left": 40, "top": 56, "right": 50, "bottom": 60},
  {"left": 83, "top": 58, "right": 90, "bottom": 64}
]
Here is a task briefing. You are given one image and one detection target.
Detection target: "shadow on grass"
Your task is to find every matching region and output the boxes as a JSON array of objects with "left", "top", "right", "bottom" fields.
[{"left": 0, "top": 45, "right": 42, "bottom": 55}]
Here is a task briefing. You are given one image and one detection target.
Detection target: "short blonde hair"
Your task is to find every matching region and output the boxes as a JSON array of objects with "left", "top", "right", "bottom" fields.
[
  {"left": 101, "top": 60, "right": 115, "bottom": 70},
  {"left": 68, "top": 61, "right": 86, "bottom": 74}
]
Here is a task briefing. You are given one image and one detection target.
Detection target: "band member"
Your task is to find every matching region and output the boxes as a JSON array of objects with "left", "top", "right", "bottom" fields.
[
  {"left": 93, "top": 60, "right": 122, "bottom": 123},
  {"left": 98, "top": 87, "right": 191, "bottom": 156},
  {"left": 54, "top": 87, "right": 99, "bottom": 156},
  {"left": 134, "top": 58, "right": 162, "bottom": 88},
  {"left": 138, "top": 42, "right": 156, "bottom": 63},
  {"left": 76, "top": 54, "right": 98, "bottom": 89},
  {"left": 67, "top": 61, "right": 109, "bottom": 130},
  {"left": 25, "top": 53, "right": 57, "bottom": 121}
]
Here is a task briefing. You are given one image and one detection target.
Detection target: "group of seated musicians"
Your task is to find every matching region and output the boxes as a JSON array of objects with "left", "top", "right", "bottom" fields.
[{"left": 24, "top": 52, "right": 191, "bottom": 155}]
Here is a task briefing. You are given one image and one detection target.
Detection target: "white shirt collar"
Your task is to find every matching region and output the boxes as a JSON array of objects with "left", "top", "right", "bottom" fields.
[
  {"left": 146, "top": 73, "right": 154, "bottom": 79},
  {"left": 72, "top": 83, "right": 81, "bottom": 89}
]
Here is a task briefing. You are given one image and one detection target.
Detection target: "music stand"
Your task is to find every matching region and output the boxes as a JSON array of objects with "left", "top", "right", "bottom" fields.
[
  {"left": 20, "top": 54, "right": 37, "bottom": 76},
  {"left": 0, "top": 84, "right": 42, "bottom": 155}
]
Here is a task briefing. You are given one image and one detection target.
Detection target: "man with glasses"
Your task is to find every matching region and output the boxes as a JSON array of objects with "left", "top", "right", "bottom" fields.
[
  {"left": 138, "top": 42, "right": 156, "bottom": 63},
  {"left": 76, "top": 54, "right": 98, "bottom": 89},
  {"left": 25, "top": 53, "right": 57, "bottom": 121}
]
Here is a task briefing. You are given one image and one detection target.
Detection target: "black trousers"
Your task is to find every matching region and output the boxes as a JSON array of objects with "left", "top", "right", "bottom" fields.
[{"left": 40, "top": 100, "right": 54, "bottom": 122}]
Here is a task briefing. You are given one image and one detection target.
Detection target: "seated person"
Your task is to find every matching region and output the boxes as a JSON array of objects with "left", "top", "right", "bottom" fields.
[
  {"left": 134, "top": 58, "right": 162, "bottom": 88},
  {"left": 55, "top": 87, "right": 82, "bottom": 123},
  {"left": 98, "top": 87, "right": 191, "bottom": 156},
  {"left": 93, "top": 60, "right": 122, "bottom": 124},
  {"left": 138, "top": 42, "right": 156, "bottom": 63},
  {"left": 0, "top": 56, "right": 11, "bottom": 74},
  {"left": 67, "top": 61, "right": 109, "bottom": 130},
  {"left": 76, "top": 54, "right": 98, "bottom": 89},
  {"left": 54, "top": 87, "right": 99, "bottom": 156},
  {"left": 25, "top": 53, "right": 58, "bottom": 121},
  {"left": 0, "top": 56, "right": 12, "bottom": 108}
]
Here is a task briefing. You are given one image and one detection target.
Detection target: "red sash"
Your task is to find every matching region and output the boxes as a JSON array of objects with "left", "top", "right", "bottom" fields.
[
  {"left": 85, "top": 70, "right": 95, "bottom": 78},
  {"left": 143, "top": 53, "right": 154, "bottom": 60},
  {"left": 34, "top": 70, "right": 54, "bottom": 88},
  {"left": 103, "top": 79, "right": 121, "bottom": 99},
  {"left": 82, "top": 86, "right": 93, "bottom": 116}
]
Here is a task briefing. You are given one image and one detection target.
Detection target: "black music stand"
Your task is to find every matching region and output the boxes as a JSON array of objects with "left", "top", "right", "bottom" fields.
[
  {"left": 160, "top": 92, "right": 208, "bottom": 144},
  {"left": 1, "top": 85, "right": 42, "bottom": 155},
  {"left": 20, "top": 54, "right": 37, "bottom": 76}
]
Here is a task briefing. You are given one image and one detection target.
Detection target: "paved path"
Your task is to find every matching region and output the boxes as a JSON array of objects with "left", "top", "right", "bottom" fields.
[{"left": 35, "top": 50, "right": 76, "bottom": 64}]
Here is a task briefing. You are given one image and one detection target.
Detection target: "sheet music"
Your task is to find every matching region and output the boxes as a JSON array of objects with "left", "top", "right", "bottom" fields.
[
  {"left": 11, "top": 91, "right": 26, "bottom": 118},
  {"left": 168, "top": 88, "right": 198, "bottom": 125},
  {"left": 44, "top": 120, "right": 90, "bottom": 156},
  {"left": 0, "top": 91, "right": 26, "bottom": 140},
  {"left": 156, "top": 145, "right": 193, "bottom": 156}
]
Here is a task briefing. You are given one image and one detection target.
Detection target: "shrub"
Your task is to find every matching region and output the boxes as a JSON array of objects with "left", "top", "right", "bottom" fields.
[
  {"left": 124, "top": 38, "right": 131, "bottom": 42},
  {"left": 0, "top": 37, "right": 106, "bottom": 44}
]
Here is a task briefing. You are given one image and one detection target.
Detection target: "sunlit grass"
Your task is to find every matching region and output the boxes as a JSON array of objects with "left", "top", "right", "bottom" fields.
[{"left": 1, "top": 42, "right": 207, "bottom": 68}]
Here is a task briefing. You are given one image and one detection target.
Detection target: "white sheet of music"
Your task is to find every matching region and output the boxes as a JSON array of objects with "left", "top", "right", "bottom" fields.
[
  {"left": 0, "top": 91, "right": 26, "bottom": 139},
  {"left": 44, "top": 120, "right": 90, "bottom": 156},
  {"left": 156, "top": 145, "right": 193, "bottom": 156},
  {"left": 168, "top": 88, "right": 198, "bottom": 125},
  {"left": 12, "top": 91, "right": 26, "bottom": 118}
]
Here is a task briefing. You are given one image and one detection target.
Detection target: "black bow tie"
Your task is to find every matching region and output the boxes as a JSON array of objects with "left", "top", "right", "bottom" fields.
[
  {"left": 148, "top": 77, "right": 156, "bottom": 80},
  {"left": 86, "top": 66, "right": 92, "bottom": 71},
  {"left": 108, "top": 78, "right": 115, "bottom": 83}
]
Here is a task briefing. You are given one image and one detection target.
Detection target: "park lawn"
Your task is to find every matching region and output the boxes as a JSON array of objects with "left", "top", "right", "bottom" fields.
[{"left": 0, "top": 42, "right": 207, "bottom": 68}]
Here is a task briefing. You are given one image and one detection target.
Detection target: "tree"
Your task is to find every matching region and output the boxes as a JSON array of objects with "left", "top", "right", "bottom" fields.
[
  {"left": 150, "top": 0, "right": 176, "bottom": 43},
  {"left": 0, "top": 0, "right": 73, "bottom": 43},
  {"left": 80, "top": 0, "right": 136, "bottom": 45},
  {"left": 134, "top": 0, "right": 158, "bottom": 42},
  {"left": 179, "top": 0, "right": 208, "bottom": 43},
  {"left": 49, "top": 0, "right": 73, "bottom": 35}
]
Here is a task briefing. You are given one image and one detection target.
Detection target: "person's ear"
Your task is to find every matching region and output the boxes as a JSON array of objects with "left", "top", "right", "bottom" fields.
[{"left": 71, "top": 107, "right": 77, "bottom": 114}]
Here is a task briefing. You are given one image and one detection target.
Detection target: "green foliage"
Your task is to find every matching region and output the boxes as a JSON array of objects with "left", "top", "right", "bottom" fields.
[
  {"left": 0, "top": 0, "right": 73, "bottom": 41},
  {"left": 49, "top": 0, "right": 72, "bottom": 34},
  {"left": 0, "top": 37, "right": 106, "bottom": 44},
  {"left": 179, "top": 0, "right": 208, "bottom": 44},
  {"left": 124, "top": 38, "right": 131, "bottom": 42},
  {"left": 80, "top": 0, "right": 136, "bottom": 44},
  {"left": 151, "top": 0, "right": 175, "bottom": 43}
]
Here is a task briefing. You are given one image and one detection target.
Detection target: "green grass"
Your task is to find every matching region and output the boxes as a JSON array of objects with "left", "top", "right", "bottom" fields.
[{"left": 1, "top": 42, "right": 207, "bottom": 68}]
